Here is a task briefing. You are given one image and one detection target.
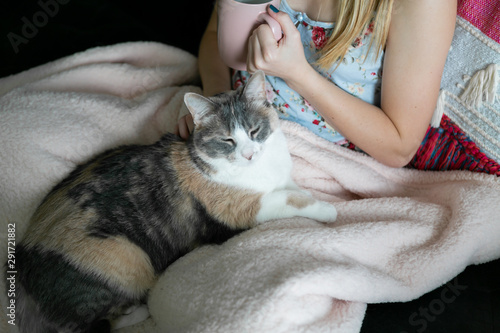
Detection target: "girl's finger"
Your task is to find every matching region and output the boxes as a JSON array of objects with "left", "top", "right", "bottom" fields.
[
  {"left": 267, "top": 5, "right": 297, "bottom": 38},
  {"left": 176, "top": 114, "right": 193, "bottom": 140},
  {"left": 247, "top": 31, "right": 263, "bottom": 73}
]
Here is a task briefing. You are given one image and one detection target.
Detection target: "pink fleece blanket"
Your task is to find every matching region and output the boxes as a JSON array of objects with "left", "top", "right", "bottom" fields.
[
  {"left": 0, "top": 40, "right": 499, "bottom": 332},
  {"left": 149, "top": 120, "right": 500, "bottom": 332}
]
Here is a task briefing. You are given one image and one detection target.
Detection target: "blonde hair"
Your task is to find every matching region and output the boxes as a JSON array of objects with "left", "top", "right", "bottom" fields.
[{"left": 316, "top": 0, "right": 394, "bottom": 69}]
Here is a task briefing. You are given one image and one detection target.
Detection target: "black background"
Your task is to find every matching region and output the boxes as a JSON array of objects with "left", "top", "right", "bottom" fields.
[{"left": 1, "top": 1, "right": 499, "bottom": 332}]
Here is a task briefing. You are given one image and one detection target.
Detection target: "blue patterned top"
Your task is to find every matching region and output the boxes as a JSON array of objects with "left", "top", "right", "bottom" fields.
[{"left": 232, "top": 0, "right": 384, "bottom": 144}]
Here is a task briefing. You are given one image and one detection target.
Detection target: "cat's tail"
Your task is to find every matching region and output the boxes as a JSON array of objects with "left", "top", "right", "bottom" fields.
[
  {"left": 16, "top": 284, "right": 58, "bottom": 333},
  {"left": 17, "top": 283, "right": 112, "bottom": 333}
]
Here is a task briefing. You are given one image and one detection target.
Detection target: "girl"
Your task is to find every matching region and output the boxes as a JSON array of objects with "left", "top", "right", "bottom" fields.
[{"left": 177, "top": 0, "right": 500, "bottom": 175}]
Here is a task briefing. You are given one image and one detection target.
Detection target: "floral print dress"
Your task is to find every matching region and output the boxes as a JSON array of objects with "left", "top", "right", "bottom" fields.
[{"left": 232, "top": 0, "right": 383, "bottom": 144}]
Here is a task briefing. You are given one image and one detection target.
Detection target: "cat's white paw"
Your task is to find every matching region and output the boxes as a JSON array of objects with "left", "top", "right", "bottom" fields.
[
  {"left": 112, "top": 304, "right": 150, "bottom": 330},
  {"left": 311, "top": 200, "right": 337, "bottom": 223},
  {"left": 297, "top": 200, "right": 337, "bottom": 223}
]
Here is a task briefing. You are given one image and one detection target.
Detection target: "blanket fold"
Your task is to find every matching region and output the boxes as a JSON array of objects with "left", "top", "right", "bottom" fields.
[
  {"left": 149, "top": 121, "right": 500, "bottom": 333},
  {"left": 1, "top": 41, "right": 499, "bottom": 333}
]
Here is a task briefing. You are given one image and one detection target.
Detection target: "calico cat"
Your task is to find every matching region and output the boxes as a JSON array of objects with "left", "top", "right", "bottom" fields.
[{"left": 14, "top": 71, "right": 337, "bottom": 333}]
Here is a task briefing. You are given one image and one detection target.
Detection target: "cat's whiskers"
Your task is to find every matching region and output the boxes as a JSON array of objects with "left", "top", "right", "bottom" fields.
[{"left": 230, "top": 103, "right": 236, "bottom": 118}]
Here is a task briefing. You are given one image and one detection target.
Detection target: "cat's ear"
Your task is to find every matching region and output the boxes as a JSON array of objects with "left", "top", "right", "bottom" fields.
[
  {"left": 243, "top": 70, "right": 267, "bottom": 102},
  {"left": 184, "top": 93, "right": 215, "bottom": 125}
]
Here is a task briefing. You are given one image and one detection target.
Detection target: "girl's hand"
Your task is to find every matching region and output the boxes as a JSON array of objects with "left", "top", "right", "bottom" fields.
[
  {"left": 246, "top": 6, "right": 309, "bottom": 82},
  {"left": 174, "top": 114, "right": 194, "bottom": 140}
]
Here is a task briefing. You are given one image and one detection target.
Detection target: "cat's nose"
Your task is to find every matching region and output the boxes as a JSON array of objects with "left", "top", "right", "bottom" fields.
[
  {"left": 241, "top": 145, "right": 258, "bottom": 161},
  {"left": 242, "top": 151, "right": 254, "bottom": 160}
]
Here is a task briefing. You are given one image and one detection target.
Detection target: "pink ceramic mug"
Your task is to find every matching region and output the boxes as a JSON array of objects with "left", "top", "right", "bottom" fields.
[{"left": 217, "top": 0, "right": 282, "bottom": 71}]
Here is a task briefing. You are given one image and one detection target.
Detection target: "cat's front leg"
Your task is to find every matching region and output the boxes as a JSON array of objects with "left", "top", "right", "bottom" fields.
[
  {"left": 256, "top": 190, "right": 337, "bottom": 223},
  {"left": 284, "top": 179, "right": 317, "bottom": 199}
]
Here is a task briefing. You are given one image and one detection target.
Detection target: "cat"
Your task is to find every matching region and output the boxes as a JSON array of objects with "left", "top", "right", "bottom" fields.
[{"left": 13, "top": 70, "right": 337, "bottom": 333}]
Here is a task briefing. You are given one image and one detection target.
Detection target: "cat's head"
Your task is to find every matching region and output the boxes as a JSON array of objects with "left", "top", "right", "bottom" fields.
[{"left": 184, "top": 71, "right": 280, "bottom": 167}]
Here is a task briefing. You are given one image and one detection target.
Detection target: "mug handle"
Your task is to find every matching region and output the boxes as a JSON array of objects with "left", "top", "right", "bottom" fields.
[{"left": 258, "top": 13, "right": 283, "bottom": 41}]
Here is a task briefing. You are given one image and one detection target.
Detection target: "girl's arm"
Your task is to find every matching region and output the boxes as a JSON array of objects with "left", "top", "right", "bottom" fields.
[
  {"left": 176, "top": 6, "right": 231, "bottom": 138},
  {"left": 247, "top": 0, "right": 457, "bottom": 167},
  {"left": 198, "top": 7, "right": 232, "bottom": 96}
]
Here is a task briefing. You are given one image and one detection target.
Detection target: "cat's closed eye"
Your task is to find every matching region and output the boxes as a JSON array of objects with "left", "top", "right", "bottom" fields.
[
  {"left": 222, "top": 137, "right": 236, "bottom": 145},
  {"left": 249, "top": 127, "right": 260, "bottom": 139}
]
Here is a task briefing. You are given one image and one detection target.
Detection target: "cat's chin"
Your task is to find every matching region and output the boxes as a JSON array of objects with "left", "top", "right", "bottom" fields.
[
  {"left": 234, "top": 158, "right": 257, "bottom": 167},
  {"left": 208, "top": 154, "right": 261, "bottom": 172}
]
